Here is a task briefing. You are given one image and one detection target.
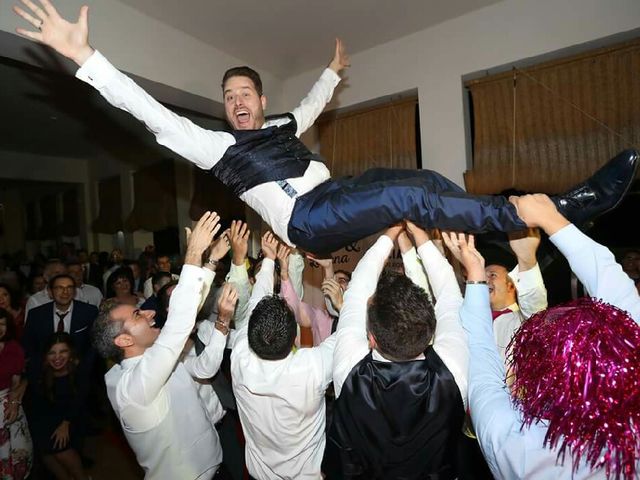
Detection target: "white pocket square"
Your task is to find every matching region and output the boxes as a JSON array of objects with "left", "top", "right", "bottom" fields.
[{"left": 73, "top": 326, "right": 88, "bottom": 333}]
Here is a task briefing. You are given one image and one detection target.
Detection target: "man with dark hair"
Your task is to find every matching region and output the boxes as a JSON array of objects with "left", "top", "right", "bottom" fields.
[
  {"left": 230, "top": 232, "right": 336, "bottom": 479},
  {"left": 14, "top": 2, "right": 638, "bottom": 254},
  {"left": 139, "top": 271, "right": 173, "bottom": 317},
  {"left": 328, "top": 222, "right": 468, "bottom": 478},
  {"left": 90, "top": 211, "right": 228, "bottom": 479},
  {"left": 67, "top": 260, "right": 103, "bottom": 308},
  {"left": 143, "top": 254, "right": 178, "bottom": 299},
  {"left": 23, "top": 273, "right": 98, "bottom": 383}
]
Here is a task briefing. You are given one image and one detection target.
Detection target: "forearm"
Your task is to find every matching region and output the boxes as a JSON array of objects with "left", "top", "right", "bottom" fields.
[
  {"left": 183, "top": 326, "right": 226, "bottom": 379},
  {"left": 462, "top": 286, "right": 519, "bottom": 450},
  {"left": 292, "top": 68, "right": 341, "bottom": 136},
  {"left": 127, "top": 265, "right": 213, "bottom": 405},
  {"left": 550, "top": 224, "right": 640, "bottom": 321},
  {"left": 401, "top": 247, "right": 431, "bottom": 295},
  {"left": 515, "top": 264, "right": 548, "bottom": 318},
  {"left": 76, "top": 51, "right": 234, "bottom": 170}
]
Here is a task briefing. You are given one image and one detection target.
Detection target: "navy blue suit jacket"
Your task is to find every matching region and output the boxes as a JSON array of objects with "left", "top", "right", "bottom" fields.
[{"left": 22, "top": 300, "right": 99, "bottom": 382}]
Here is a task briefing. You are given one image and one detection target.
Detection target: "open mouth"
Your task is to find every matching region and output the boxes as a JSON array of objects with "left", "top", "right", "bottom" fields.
[{"left": 235, "top": 110, "right": 250, "bottom": 127}]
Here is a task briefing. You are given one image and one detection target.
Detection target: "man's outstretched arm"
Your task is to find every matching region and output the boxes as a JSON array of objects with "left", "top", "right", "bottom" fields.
[
  {"left": 14, "top": 0, "right": 235, "bottom": 170},
  {"left": 291, "top": 38, "right": 349, "bottom": 136}
]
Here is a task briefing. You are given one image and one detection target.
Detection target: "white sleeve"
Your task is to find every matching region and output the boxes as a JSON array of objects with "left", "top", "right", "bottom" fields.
[
  {"left": 182, "top": 321, "right": 226, "bottom": 379},
  {"left": 290, "top": 68, "right": 341, "bottom": 137},
  {"left": 333, "top": 235, "right": 393, "bottom": 398},
  {"left": 76, "top": 50, "right": 235, "bottom": 170},
  {"left": 513, "top": 264, "right": 548, "bottom": 318},
  {"left": 123, "top": 265, "right": 213, "bottom": 405},
  {"left": 401, "top": 247, "right": 432, "bottom": 299},
  {"left": 417, "top": 241, "right": 469, "bottom": 408},
  {"left": 550, "top": 224, "right": 640, "bottom": 322}
]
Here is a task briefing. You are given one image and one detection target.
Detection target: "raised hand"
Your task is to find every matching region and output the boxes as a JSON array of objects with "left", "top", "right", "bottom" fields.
[
  {"left": 208, "top": 229, "right": 231, "bottom": 264},
  {"left": 229, "top": 220, "right": 250, "bottom": 266},
  {"left": 384, "top": 224, "right": 404, "bottom": 242},
  {"left": 508, "top": 194, "right": 569, "bottom": 235},
  {"left": 442, "top": 232, "right": 485, "bottom": 282},
  {"left": 261, "top": 232, "right": 278, "bottom": 261},
  {"left": 185, "top": 211, "right": 221, "bottom": 266},
  {"left": 405, "top": 220, "right": 430, "bottom": 248},
  {"left": 508, "top": 228, "right": 540, "bottom": 271},
  {"left": 321, "top": 278, "right": 344, "bottom": 313},
  {"left": 276, "top": 244, "right": 292, "bottom": 281},
  {"left": 306, "top": 254, "right": 334, "bottom": 279},
  {"left": 217, "top": 283, "right": 239, "bottom": 323},
  {"left": 14, "top": 0, "right": 94, "bottom": 65},
  {"left": 328, "top": 38, "right": 350, "bottom": 73},
  {"left": 397, "top": 230, "right": 413, "bottom": 254}
]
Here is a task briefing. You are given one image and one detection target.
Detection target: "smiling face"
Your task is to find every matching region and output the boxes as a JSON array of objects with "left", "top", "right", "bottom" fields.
[
  {"left": 112, "top": 305, "right": 159, "bottom": 353},
  {"left": 113, "top": 277, "right": 132, "bottom": 296},
  {"left": 49, "top": 277, "right": 76, "bottom": 310},
  {"left": 485, "top": 264, "right": 517, "bottom": 310},
  {"left": 46, "top": 341, "right": 72, "bottom": 373},
  {"left": 223, "top": 75, "right": 267, "bottom": 130}
]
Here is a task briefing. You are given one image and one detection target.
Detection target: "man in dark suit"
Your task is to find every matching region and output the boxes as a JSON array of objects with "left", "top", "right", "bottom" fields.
[{"left": 23, "top": 274, "right": 99, "bottom": 383}]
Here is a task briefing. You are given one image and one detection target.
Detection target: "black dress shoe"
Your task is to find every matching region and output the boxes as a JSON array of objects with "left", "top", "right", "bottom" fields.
[{"left": 552, "top": 149, "right": 639, "bottom": 228}]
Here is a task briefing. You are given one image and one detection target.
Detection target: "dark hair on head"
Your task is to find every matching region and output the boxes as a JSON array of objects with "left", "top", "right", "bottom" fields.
[
  {"left": 0, "top": 282, "right": 20, "bottom": 310},
  {"left": 151, "top": 271, "right": 173, "bottom": 288},
  {"left": 106, "top": 267, "right": 135, "bottom": 298},
  {"left": 248, "top": 295, "right": 296, "bottom": 360},
  {"left": 158, "top": 279, "right": 179, "bottom": 314},
  {"left": 334, "top": 269, "right": 352, "bottom": 282},
  {"left": 222, "top": 66, "right": 263, "bottom": 96},
  {"left": 48, "top": 274, "right": 77, "bottom": 289},
  {"left": 92, "top": 301, "right": 126, "bottom": 363},
  {"left": 367, "top": 269, "right": 436, "bottom": 361},
  {"left": 41, "top": 332, "right": 78, "bottom": 401},
  {"left": 0, "top": 307, "right": 17, "bottom": 342}
]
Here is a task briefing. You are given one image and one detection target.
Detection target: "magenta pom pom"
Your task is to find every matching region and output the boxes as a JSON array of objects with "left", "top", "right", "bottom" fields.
[{"left": 508, "top": 298, "right": 640, "bottom": 480}]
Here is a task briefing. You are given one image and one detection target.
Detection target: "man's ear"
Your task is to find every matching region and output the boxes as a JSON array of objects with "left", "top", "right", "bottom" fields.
[
  {"left": 367, "top": 331, "right": 377, "bottom": 350},
  {"left": 261, "top": 95, "right": 267, "bottom": 111},
  {"left": 114, "top": 333, "right": 134, "bottom": 349}
]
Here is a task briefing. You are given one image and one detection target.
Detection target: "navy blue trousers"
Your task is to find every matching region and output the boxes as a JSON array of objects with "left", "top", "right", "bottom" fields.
[{"left": 287, "top": 168, "right": 527, "bottom": 253}]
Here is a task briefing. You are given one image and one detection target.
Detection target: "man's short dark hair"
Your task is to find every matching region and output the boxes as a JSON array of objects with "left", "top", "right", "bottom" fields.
[
  {"left": 248, "top": 295, "right": 296, "bottom": 360},
  {"left": 151, "top": 271, "right": 173, "bottom": 288},
  {"left": 222, "top": 66, "right": 263, "bottom": 96},
  {"left": 367, "top": 269, "right": 436, "bottom": 361},
  {"left": 48, "top": 274, "right": 76, "bottom": 289},
  {"left": 92, "top": 302, "right": 125, "bottom": 363}
]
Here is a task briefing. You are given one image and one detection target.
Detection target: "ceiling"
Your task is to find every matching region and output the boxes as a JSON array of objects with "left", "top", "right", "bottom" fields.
[{"left": 118, "top": 0, "right": 503, "bottom": 77}]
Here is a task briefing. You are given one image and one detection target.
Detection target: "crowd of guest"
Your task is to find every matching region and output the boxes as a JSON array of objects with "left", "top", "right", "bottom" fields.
[{"left": 1, "top": 200, "right": 639, "bottom": 479}]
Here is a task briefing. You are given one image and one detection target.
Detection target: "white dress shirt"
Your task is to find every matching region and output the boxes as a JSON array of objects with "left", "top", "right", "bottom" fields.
[
  {"left": 53, "top": 302, "right": 73, "bottom": 333},
  {"left": 332, "top": 235, "right": 469, "bottom": 407},
  {"left": 230, "top": 258, "right": 336, "bottom": 479},
  {"left": 105, "top": 265, "right": 222, "bottom": 480},
  {"left": 182, "top": 320, "right": 227, "bottom": 427},
  {"left": 77, "top": 283, "right": 103, "bottom": 308},
  {"left": 462, "top": 224, "right": 640, "bottom": 479},
  {"left": 493, "top": 264, "right": 547, "bottom": 361},
  {"left": 76, "top": 51, "right": 340, "bottom": 246}
]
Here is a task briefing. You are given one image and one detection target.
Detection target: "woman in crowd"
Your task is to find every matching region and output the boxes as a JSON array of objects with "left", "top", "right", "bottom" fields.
[
  {"left": 0, "top": 308, "right": 32, "bottom": 480},
  {"left": 30, "top": 332, "right": 90, "bottom": 480},
  {"left": 0, "top": 284, "right": 25, "bottom": 339},
  {"left": 104, "top": 266, "right": 143, "bottom": 307}
]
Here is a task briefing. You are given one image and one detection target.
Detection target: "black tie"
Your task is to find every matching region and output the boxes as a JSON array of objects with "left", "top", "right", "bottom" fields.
[{"left": 56, "top": 311, "right": 68, "bottom": 333}]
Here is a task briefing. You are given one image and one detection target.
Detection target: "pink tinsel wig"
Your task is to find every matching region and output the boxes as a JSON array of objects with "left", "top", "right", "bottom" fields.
[{"left": 508, "top": 297, "right": 640, "bottom": 480}]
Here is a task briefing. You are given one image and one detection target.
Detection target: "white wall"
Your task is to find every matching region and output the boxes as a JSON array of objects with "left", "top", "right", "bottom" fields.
[
  {"left": 0, "top": 0, "right": 284, "bottom": 109},
  {"left": 283, "top": 0, "right": 640, "bottom": 186}
]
